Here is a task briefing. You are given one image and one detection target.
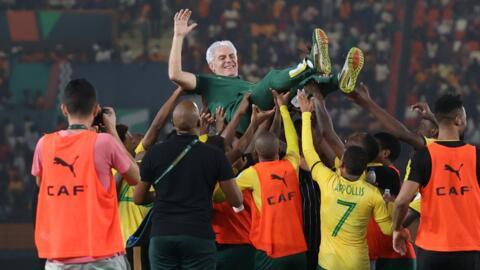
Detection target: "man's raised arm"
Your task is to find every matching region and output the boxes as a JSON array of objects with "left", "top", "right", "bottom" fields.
[
  {"left": 348, "top": 83, "right": 426, "bottom": 150},
  {"left": 168, "top": 9, "right": 197, "bottom": 91},
  {"left": 142, "top": 87, "right": 184, "bottom": 150}
]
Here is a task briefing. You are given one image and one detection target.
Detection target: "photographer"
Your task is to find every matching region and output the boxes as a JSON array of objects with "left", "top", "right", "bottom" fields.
[{"left": 31, "top": 79, "right": 140, "bottom": 269}]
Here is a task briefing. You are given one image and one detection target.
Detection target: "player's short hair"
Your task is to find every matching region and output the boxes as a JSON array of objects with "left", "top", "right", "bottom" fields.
[
  {"left": 255, "top": 131, "right": 279, "bottom": 160},
  {"left": 61, "top": 79, "right": 97, "bottom": 117},
  {"left": 363, "top": 133, "right": 380, "bottom": 163},
  {"left": 372, "top": 166, "right": 401, "bottom": 196},
  {"left": 374, "top": 132, "right": 401, "bottom": 162},
  {"left": 116, "top": 124, "right": 129, "bottom": 143},
  {"left": 343, "top": 146, "right": 369, "bottom": 177},
  {"left": 346, "top": 132, "right": 379, "bottom": 163},
  {"left": 206, "top": 40, "right": 237, "bottom": 64},
  {"left": 434, "top": 93, "right": 463, "bottom": 123}
]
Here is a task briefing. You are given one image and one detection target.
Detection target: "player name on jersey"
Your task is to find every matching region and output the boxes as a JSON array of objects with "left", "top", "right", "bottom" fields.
[{"left": 334, "top": 183, "right": 365, "bottom": 196}]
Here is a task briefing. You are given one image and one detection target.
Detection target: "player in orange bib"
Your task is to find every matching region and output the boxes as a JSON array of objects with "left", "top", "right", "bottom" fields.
[
  {"left": 393, "top": 94, "right": 480, "bottom": 270},
  {"left": 234, "top": 91, "right": 307, "bottom": 269},
  {"left": 212, "top": 190, "right": 255, "bottom": 270},
  {"left": 32, "top": 79, "right": 140, "bottom": 269}
]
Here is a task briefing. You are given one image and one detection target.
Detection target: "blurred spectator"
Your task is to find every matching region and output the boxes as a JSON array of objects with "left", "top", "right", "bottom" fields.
[
  {"left": 121, "top": 45, "right": 136, "bottom": 64},
  {"left": 0, "top": 116, "right": 35, "bottom": 221},
  {"left": 34, "top": 91, "right": 46, "bottom": 110},
  {"left": 405, "top": 0, "right": 480, "bottom": 144}
]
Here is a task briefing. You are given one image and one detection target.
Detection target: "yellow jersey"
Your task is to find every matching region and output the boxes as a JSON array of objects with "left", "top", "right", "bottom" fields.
[
  {"left": 409, "top": 192, "right": 421, "bottom": 213},
  {"left": 302, "top": 112, "right": 392, "bottom": 270},
  {"left": 118, "top": 141, "right": 152, "bottom": 244}
]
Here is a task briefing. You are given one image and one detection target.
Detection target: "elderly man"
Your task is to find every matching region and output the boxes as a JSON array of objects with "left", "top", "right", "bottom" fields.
[{"left": 168, "top": 9, "right": 364, "bottom": 133}]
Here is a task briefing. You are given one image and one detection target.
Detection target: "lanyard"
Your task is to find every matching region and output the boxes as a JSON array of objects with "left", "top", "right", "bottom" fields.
[
  {"left": 153, "top": 139, "right": 199, "bottom": 185},
  {"left": 67, "top": 124, "right": 88, "bottom": 130}
]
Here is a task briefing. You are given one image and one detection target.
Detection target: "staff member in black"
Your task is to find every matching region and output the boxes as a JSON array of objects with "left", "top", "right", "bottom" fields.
[{"left": 134, "top": 100, "right": 243, "bottom": 270}]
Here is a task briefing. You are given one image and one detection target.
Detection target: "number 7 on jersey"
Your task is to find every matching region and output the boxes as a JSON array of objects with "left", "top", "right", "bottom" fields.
[{"left": 332, "top": 199, "right": 357, "bottom": 237}]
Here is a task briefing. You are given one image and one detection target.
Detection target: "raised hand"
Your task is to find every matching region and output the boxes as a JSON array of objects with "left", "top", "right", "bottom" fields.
[
  {"left": 304, "top": 81, "right": 323, "bottom": 98},
  {"left": 271, "top": 89, "right": 290, "bottom": 107},
  {"left": 200, "top": 112, "right": 214, "bottom": 135},
  {"left": 296, "top": 89, "right": 312, "bottom": 113},
  {"left": 251, "top": 104, "right": 275, "bottom": 126},
  {"left": 411, "top": 102, "right": 435, "bottom": 120},
  {"left": 237, "top": 92, "right": 252, "bottom": 115},
  {"left": 215, "top": 107, "right": 226, "bottom": 134},
  {"left": 173, "top": 9, "right": 198, "bottom": 37},
  {"left": 348, "top": 82, "right": 372, "bottom": 105}
]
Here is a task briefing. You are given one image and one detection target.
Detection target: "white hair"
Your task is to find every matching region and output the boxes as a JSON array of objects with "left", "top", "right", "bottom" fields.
[{"left": 205, "top": 40, "right": 237, "bottom": 64}]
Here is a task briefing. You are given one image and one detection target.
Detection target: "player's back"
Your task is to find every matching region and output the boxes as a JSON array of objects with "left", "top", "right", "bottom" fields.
[{"left": 319, "top": 174, "right": 390, "bottom": 270}]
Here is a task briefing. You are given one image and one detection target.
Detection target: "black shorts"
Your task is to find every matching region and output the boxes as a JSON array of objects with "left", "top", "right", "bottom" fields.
[{"left": 416, "top": 246, "right": 480, "bottom": 270}]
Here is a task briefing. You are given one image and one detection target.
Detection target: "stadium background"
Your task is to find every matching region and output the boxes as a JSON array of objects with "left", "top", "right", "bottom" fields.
[{"left": 0, "top": 0, "right": 478, "bottom": 268}]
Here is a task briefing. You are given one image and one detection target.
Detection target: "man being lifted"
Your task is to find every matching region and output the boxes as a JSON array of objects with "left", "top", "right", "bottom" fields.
[{"left": 169, "top": 9, "right": 365, "bottom": 133}]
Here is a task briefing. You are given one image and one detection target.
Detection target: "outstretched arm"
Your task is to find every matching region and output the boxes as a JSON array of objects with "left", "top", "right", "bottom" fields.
[
  {"left": 312, "top": 94, "right": 345, "bottom": 159},
  {"left": 272, "top": 90, "right": 300, "bottom": 168},
  {"left": 269, "top": 98, "right": 282, "bottom": 137},
  {"left": 310, "top": 98, "right": 336, "bottom": 168},
  {"left": 348, "top": 83, "right": 426, "bottom": 150},
  {"left": 304, "top": 82, "right": 344, "bottom": 159},
  {"left": 221, "top": 93, "right": 251, "bottom": 147},
  {"left": 298, "top": 91, "right": 337, "bottom": 183},
  {"left": 411, "top": 102, "right": 438, "bottom": 128},
  {"left": 227, "top": 105, "right": 274, "bottom": 163},
  {"left": 168, "top": 9, "right": 198, "bottom": 90},
  {"left": 103, "top": 107, "right": 140, "bottom": 186},
  {"left": 142, "top": 87, "right": 184, "bottom": 150}
]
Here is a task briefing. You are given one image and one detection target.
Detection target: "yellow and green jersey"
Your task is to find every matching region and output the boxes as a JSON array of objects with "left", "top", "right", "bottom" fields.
[
  {"left": 118, "top": 142, "right": 152, "bottom": 244},
  {"left": 302, "top": 112, "right": 392, "bottom": 270}
]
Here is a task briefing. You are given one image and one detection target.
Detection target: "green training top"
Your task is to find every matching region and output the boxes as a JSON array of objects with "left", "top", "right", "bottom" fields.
[{"left": 194, "top": 74, "right": 253, "bottom": 123}]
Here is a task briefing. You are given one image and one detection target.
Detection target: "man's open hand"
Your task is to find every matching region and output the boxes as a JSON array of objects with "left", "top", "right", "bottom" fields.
[{"left": 173, "top": 9, "right": 198, "bottom": 37}]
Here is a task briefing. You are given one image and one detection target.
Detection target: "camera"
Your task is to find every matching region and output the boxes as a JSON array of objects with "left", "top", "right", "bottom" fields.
[{"left": 93, "top": 107, "right": 109, "bottom": 132}]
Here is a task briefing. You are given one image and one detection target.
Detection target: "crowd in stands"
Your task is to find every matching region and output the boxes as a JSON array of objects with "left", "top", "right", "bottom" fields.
[
  {"left": 0, "top": 117, "right": 39, "bottom": 221},
  {"left": 404, "top": 0, "right": 480, "bottom": 143}
]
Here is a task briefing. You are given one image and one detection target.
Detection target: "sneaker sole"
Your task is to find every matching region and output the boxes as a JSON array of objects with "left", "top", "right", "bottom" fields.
[
  {"left": 339, "top": 47, "right": 364, "bottom": 93},
  {"left": 313, "top": 28, "right": 331, "bottom": 75}
]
